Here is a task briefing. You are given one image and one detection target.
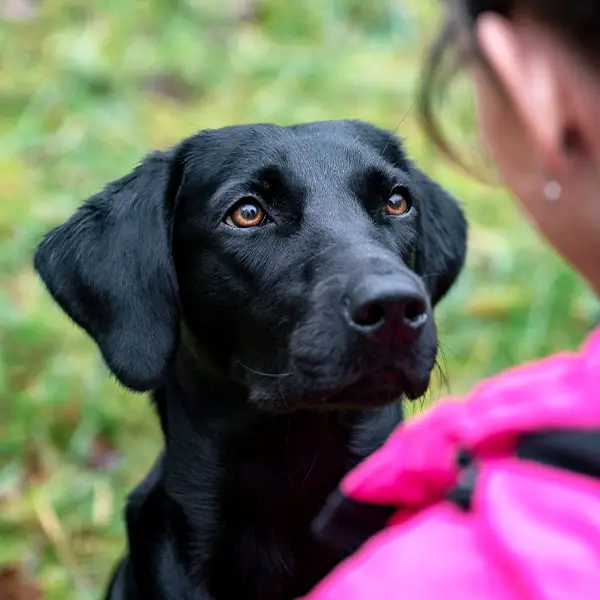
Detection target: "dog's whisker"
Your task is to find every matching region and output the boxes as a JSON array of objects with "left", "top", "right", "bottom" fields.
[
  {"left": 301, "top": 452, "right": 319, "bottom": 485},
  {"left": 434, "top": 343, "right": 452, "bottom": 397},
  {"left": 380, "top": 99, "right": 418, "bottom": 157},
  {"left": 420, "top": 272, "right": 445, "bottom": 280},
  {"left": 278, "top": 382, "right": 289, "bottom": 410},
  {"left": 236, "top": 360, "right": 293, "bottom": 378}
]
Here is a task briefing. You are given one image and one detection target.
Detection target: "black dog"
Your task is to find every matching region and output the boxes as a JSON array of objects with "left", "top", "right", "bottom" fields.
[{"left": 34, "top": 120, "right": 467, "bottom": 600}]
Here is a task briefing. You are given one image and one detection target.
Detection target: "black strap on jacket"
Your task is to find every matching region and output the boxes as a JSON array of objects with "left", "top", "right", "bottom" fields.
[
  {"left": 313, "top": 428, "right": 600, "bottom": 554},
  {"left": 311, "top": 491, "right": 397, "bottom": 555},
  {"left": 517, "top": 429, "right": 600, "bottom": 479}
]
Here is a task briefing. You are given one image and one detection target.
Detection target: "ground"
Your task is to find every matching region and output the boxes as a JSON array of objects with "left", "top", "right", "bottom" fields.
[{"left": 0, "top": 1, "right": 596, "bottom": 598}]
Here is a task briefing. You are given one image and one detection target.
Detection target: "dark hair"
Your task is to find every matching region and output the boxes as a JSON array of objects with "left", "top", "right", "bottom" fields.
[{"left": 418, "top": 0, "right": 600, "bottom": 170}]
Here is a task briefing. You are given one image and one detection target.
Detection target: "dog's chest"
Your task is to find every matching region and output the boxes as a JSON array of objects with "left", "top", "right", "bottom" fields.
[
  {"left": 210, "top": 486, "right": 345, "bottom": 600},
  {"left": 208, "top": 421, "right": 353, "bottom": 599},
  {"left": 212, "top": 520, "right": 342, "bottom": 600}
]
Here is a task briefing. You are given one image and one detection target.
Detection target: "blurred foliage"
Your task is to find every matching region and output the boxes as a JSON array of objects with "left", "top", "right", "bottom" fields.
[{"left": 0, "top": 0, "right": 596, "bottom": 598}]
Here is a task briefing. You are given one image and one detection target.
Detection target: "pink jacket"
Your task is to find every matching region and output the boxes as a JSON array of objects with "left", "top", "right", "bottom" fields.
[{"left": 303, "top": 327, "right": 600, "bottom": 600}]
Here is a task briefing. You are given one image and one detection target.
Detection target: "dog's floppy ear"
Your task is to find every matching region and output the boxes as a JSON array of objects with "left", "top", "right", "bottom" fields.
[
  {"left": 34, "top": 150, "right": 183, "bottom": 392},
  {"left": 411, "top": 165, "right": 468, "bottom": 305}
]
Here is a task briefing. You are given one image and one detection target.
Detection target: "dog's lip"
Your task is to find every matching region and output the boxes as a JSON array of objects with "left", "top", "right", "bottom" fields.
[{"left": 317, "top": 368, "right": 429, "bottom": 407}]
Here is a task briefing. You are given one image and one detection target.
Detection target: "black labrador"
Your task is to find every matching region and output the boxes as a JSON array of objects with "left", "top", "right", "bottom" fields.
[{"left": 34, "top": 120, "right": 467, "bottom": 600}]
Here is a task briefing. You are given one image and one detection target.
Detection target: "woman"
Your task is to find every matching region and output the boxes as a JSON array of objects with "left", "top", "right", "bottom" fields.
[{"left": 302, "top": 2, "right": 600, "bottom": 598}]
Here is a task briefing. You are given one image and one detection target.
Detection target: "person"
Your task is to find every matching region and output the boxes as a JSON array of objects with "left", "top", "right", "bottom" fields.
[{"left": 301, "top": 1, "right": 600, "bottom": 598}]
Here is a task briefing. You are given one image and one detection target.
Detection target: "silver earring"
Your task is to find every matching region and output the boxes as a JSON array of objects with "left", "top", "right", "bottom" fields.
[{"left": 543, "top": 180, "right": 562, "bottom": 202}]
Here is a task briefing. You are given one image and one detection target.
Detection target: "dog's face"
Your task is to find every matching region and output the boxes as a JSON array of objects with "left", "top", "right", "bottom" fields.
[{"left": 35, "top": 120, "right": 466, "bottom": 411}]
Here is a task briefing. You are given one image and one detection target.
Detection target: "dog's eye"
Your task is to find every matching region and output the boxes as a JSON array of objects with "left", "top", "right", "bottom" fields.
[
  {"left": 386, "top": 187, "right": 412, "bottom": 216},
  {"left": 225, "top": 200, "right": 267, "bottom": 228}
]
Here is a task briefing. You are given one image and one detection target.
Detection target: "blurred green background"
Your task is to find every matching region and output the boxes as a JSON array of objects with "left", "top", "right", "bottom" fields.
[{"left": 0, "top": 0, "right": 596, "bottom": 598}]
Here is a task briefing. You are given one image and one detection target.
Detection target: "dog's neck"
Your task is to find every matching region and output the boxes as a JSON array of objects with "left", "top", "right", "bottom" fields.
[
  {"left": 129, "top": 344, "right": 403, "bottom": 599},
  {"left": 154, "top": 343, "right": 404, "bottom": 496},
  {"left": 149, "top": 351, "right": 349, "bottom": 595},
  {"left": 157, "top": 346, "right": 365, "bottom": 499}
]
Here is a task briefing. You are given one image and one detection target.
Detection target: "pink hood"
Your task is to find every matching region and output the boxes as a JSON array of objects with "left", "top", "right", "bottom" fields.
[{"left": 302, "top": 327, "right": 600, "bottom": 600}]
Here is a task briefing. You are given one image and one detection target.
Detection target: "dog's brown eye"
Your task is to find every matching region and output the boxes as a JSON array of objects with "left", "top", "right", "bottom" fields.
[
  {"left": 386, "top": 188, "right": 411, "bottom": 216},
  {"left": 225, "top": 201, "right": 266, "bottom": 228}
]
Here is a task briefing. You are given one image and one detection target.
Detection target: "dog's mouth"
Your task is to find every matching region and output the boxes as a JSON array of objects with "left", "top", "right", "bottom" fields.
[
  {"left": 243, "top": 338, "right": 438, "bottom": 412},
  {"left": 244, "top": 363, "right": 433, "bottom": 412},
  {"left": 308, "top": 367, "right": 431, "bottom": 410}
]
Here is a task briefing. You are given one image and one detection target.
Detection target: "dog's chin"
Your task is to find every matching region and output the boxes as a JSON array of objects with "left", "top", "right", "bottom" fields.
[
  {"left": 319, "top": 370, "right": 431, "bottom": 410},
  {"left": 247, "top": 369, "right": 432, "bottom": 413}
]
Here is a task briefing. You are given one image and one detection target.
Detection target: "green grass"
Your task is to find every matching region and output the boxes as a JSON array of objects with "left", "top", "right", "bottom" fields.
[{"left": 0, "top": 1, "right": 596, "bottom": 598}]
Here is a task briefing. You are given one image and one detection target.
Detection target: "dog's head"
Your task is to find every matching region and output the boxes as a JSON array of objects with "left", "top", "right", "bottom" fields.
[{"left": 35, "top": 120, "right": 466, "bottom": 411}]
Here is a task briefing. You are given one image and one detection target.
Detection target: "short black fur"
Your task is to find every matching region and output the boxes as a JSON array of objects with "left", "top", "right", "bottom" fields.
[{"left": 34, "top": 120, "right": 467, "bottom": 600}]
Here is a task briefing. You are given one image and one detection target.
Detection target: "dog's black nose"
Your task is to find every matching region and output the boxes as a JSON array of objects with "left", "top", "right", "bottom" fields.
[{"left": 345, "top": 276, "right": 428, "bottom": 342}]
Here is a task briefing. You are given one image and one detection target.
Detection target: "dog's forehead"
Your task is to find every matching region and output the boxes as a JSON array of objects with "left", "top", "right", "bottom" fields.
[
  {"left": 183, "top": 121, "right": 405, "bottom": 182},
  {"left": 268, "top": 140, "right": 379, "bottom": 187}
]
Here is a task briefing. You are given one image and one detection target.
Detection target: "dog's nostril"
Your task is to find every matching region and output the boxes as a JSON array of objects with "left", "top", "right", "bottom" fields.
[
  {"left": 403, "top": 299, "right": 428, "bottom": 329},
  {"left": 353, "top": 302, "right": 386, "bottom": 328}
]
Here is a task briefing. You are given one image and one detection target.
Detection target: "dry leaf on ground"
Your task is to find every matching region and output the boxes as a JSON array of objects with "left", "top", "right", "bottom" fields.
[{"left": 0, "top": 564, "right": 42, "bottom": 600}]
